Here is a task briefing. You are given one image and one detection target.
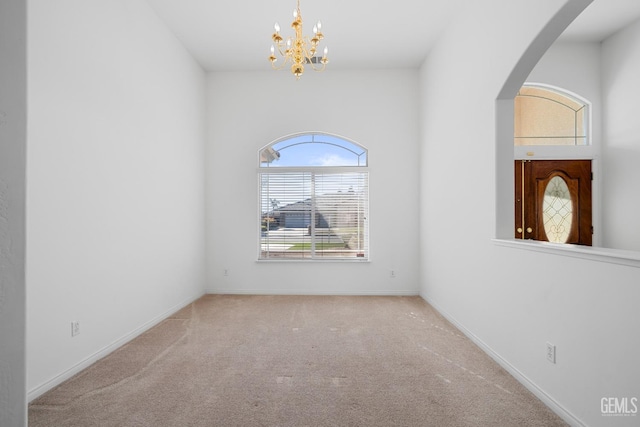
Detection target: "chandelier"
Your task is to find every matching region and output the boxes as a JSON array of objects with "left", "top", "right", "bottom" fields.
[{"left": 269, "top": 0, "right": 329, "bottom": 79}]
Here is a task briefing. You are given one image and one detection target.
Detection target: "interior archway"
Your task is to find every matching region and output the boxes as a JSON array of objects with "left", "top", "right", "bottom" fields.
[{"left": 495, "top": 0, "right": 594, "bottom": 239}]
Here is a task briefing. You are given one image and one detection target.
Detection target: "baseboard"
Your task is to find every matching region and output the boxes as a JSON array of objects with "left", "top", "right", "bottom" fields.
[
  {"left": 28, "top": 292, "right": 205, "bottom": 402},
  {"left": 420, "top": 294, "right": 587, "bottom": 427},
  {"left": 207, "top": 288, "right": 420, "bottom": 296}
]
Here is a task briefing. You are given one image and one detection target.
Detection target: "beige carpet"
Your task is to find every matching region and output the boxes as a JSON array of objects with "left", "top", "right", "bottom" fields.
[{"left": 29, "top": 295, "right": 567, "bottom": 426}]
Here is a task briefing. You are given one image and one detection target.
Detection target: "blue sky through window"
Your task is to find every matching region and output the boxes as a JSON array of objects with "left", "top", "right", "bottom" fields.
[
  {"left": 259, "top": 134, "right": 368, "bottom": 216},
  {"left": 260, "top": 133, "right": 367, "bottom": 167}
]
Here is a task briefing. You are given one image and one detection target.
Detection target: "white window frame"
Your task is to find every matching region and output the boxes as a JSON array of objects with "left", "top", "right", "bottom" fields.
[
  {"left": 514, "top": 82, "right": 593, "bottom": 159},
  {"left": 257, "top": 133, "right": 369, "bottom": 262}
]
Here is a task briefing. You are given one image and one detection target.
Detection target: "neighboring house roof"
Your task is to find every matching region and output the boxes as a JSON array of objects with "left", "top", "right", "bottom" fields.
[{"left": 264, "top": 191, "right": 362, "bottom": 217}]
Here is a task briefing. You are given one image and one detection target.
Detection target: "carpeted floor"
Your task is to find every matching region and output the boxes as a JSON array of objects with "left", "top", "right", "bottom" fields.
[{"left": 29, "top": 295, "right": 567, "bottom": 426}]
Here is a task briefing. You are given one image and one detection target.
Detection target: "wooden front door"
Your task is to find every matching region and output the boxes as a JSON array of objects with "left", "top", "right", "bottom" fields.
[{"left": 515, "top": 160, "right": 592, "bottom": 246}]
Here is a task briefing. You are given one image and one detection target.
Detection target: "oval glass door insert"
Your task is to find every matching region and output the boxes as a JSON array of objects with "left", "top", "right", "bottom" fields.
[{"left": 542, "top": 176, "right": 573, "bottom": 243}]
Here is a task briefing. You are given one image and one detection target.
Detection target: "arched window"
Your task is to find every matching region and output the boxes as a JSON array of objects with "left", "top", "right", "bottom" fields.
[
  {"left": 258, "top": 133, "right": 369, "bottom": 260},
  {"left": 514, "top": 84, "right": 590, "bottom": 146}
]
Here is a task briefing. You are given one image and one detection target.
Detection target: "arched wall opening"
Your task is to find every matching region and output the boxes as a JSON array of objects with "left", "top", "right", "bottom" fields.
[{"left": 495, "top": 0, "right": 594, "bottom": 240}]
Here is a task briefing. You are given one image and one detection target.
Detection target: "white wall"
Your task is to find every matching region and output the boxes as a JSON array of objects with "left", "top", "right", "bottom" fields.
[
  {"left": 27, "top": 0, "right": 207, "bottom": 398},
  {"left": 206, "top": 70, "right": 420, "bottom": 295},
  {"left": 0, "top": 0, "right": 27, "bottom": 424},
  {"left": 420, "top": 0, "right": 640, "bottom": 426},
  {"left": 601, "top": 18, "right": 640, "bottom": 251},
  {"left": 527, "top": 33, "right": 640, "bottom": 252},
  {"left": 526, "top": 41, "right": 602, "bottom": 148}
]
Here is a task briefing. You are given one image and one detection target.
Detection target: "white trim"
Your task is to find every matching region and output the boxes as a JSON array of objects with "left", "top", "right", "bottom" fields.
[
  {"left": 513, "top": 145, "right": 596, "bottom": 160},
  {"left": 492, "top": 238, "right": 640, "bottom": 268},
  {"left": 27, "top": 292, "right": 205, "bottom": 402},
  {"left": 207, "top": 289, "right": 419, "bottom": 296},
  {"left": 255, "top": 259, "right": 370, "bottom": 263},
  {"left": 421, "top": 294, "right": 587, "bottom": 427},
  {"left": 256, "top": 165, "right": 368, "bottom": 174},
  {"left": 524, "top": 81, "right": 591, "bottom": 103}
]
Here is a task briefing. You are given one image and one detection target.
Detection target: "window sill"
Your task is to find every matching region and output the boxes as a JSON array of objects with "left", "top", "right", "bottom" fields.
[
  {"left": 256, "top": 258, "right": 370, "bottom": 263},
  {"left": 492, "top": 238, "right": 640, "bottom": 269}
]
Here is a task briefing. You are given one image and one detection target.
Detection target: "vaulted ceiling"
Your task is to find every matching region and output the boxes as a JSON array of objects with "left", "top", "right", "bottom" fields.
[{"left": 146, "top": 0, "right": 640, "bottom": 71}]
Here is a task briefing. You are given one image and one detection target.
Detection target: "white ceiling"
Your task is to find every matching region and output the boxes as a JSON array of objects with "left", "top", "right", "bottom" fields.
[
  {"left": 559, "top": 0, "right": 640, "bottom": 42},
  {"left": 146, "top": 0, "right": 640, "bottom": 72}
]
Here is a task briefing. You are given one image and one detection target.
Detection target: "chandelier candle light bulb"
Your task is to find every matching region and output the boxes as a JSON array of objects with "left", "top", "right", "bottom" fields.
[{"left": 269, "top": 0, "right": 329, "bottom": 79}]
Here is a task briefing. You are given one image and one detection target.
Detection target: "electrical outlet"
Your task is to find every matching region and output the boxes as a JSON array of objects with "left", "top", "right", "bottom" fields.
[
  {"left": 71, "top": 321, "right": 80, "bottom": 337},
  {"left": 390, "top": 270, "right": 396, "bottom": 278},
  {"left": 546, "top": 342, "right": 556, "bottom": 364},
  {"left": 223, "top": 269, "right": 229, "bottom": 276}
]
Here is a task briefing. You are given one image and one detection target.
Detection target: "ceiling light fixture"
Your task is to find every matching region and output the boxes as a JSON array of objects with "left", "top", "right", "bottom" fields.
[{"left": 269, "top": 0, "right": 329, "bottom": 79}]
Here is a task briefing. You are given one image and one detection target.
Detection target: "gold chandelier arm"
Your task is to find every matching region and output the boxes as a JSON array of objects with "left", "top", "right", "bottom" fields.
[
  {"left": 299, "top": 40, "right": 327, "bottom": 72},
  {"left": 273, "top": 40, "right": 291, "bottom": 58}
]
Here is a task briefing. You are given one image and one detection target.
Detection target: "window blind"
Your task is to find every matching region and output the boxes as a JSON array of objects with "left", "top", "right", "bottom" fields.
[{"left": 260, "top": 171, "right": 369, "bottom": 260}]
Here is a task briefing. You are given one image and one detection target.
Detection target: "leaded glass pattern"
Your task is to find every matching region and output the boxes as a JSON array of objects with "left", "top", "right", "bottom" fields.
[{"left": 542, "top": 176, "right": 573, "bottom": 243}]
